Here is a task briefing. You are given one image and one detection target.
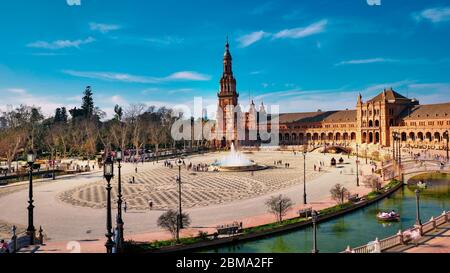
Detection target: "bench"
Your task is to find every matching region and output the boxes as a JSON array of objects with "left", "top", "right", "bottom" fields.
[
  {"left": 298, "top": 208, "right": 313, "bottom": 218},
  {"left": 348, "top": 194, "right": 360, "bottom": 202}
]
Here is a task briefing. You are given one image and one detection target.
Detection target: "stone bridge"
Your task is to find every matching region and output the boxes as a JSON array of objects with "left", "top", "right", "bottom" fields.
[{"left": 381, "top": 159, "right": 450, "bottom": 182}]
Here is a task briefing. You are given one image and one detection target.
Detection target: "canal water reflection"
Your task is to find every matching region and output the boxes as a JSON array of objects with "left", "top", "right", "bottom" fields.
[{"left": 208, "top": 174, "right": 450, "bottom": 253}]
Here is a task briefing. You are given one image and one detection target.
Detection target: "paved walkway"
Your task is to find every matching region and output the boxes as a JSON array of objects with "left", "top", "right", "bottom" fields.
[
  {"left": 0, "top": 151, "right": 377, "bottom": 253},
  {"left": 404, "top": 222, "right": 450, "bottom": 253}
]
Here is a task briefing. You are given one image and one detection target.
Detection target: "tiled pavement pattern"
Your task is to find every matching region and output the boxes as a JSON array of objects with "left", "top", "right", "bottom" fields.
[{"left": 59, "top": 152, "right": 324, "bottom": 210}]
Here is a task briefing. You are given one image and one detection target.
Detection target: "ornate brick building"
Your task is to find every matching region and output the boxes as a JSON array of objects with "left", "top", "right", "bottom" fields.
[{"left": 214, "top": 42, "right": 450, "bottom": 150}]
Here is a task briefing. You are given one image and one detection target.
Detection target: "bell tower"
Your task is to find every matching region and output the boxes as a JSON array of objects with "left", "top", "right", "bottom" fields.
[{"left": 217, "top": 39, "right": 239, "bottom": 147}]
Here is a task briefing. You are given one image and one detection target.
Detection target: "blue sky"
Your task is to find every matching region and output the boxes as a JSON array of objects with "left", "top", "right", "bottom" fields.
[{"left": 0, "top": 0, "right": 450, "bottom": 118}]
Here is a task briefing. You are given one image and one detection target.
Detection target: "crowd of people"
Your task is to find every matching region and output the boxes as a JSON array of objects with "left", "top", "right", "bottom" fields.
[{"left": 274, "top": 160, "right": 291, "bottom": 168}]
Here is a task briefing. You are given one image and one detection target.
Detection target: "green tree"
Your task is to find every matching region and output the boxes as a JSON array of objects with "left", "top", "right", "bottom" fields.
[
  {"left": 114, "top": 104, "right": 123, "bottom": 121},
  {"left": 61, "top": 107, "right": 68, "bottom": 123},
  {"left": 81, "top": 86, "right": 95, "bottom": 118}
]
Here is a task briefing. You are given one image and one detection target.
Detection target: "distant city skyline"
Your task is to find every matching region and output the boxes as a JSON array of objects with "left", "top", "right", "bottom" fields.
[{"left": 1, "top": 0, "right": 450, "bottom": 118}]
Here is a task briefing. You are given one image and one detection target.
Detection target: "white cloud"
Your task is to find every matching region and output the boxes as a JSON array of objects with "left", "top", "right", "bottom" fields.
[
  {"left": 250, "top": 71, "right": 263, "bottom": 75},
  {"left": 235, "top": 19, "right": 328, "bottom": 48},
  {"left": 273, "top": 19, "right": 328, "bottom": 39},
  {"left": 237, "top": 31, "right": 269, "bottom": 47},
  {"left": 166, "top": 71, "right": 211, "bottom": 81},
  {"left": 145, "top": 36, "right": 184, "bottom": 46},
  {"left": 27, "top": 37, "right": 95, "bottom": 50},
  {"left": 413, "top": 7, "right": 450, "bottom": 23},
  {"left": 1, "top": 88, "right": 77, "bottom": 117},
  {"left": 63, "top": 70, "right": 211, "bottom": 83},
  {"left": 89, "top": 23, "right": 121, "bottom": 33},
  {"left": 335, "top": 58, "right": 397, "bottom": 66},
  {"left": 111, "top": 95, "right": 127, "bottom": 105},
  {"left": 6, "top": 88, "right": 27, "bottom": 95},
  {"left": 63, "top": 70, "right": 159, "bottom": 83},
  {"left": 66, "top": 0, "right": 81, "bottom": 6}
]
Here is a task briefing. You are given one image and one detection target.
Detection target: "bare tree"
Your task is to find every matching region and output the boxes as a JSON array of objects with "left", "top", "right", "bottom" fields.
[
  {"left": 363, "top": 175, "right": 382, "bottom": 192},
  {"left": 0, "top": 105, "right": 38, "bottom": 172},
  {"left": 330, "top": 184, "right": 350, "bottom": 205},
  {"left": 157, "top": 209, "right": 191, "bottom": 239},
  {"left": 125, "top": 104, "right": 146, "bottom": 158},
  {"left": 265, "top": 195, "right": 293, "bottom": 222}
]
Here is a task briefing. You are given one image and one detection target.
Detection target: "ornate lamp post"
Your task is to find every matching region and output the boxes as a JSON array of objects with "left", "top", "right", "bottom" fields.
[
  {"left": 356, "top": 144, "right": 360, "bottom": 187},
  {"left": 104, "top": 156, "right": 115, "bottom": 253},
  {"left": 445, "top": 130, "right": 449, "bottom": 163},
  {"left": 392, "top": 132, "right": 396, "bottom": 163},
  {"left": 415, "top": 189, "right": 422, "bottom": 226},
  {"left": 303, "top": 151, "right": 307, "bottom": 205},
  {"left": 26, "top": 151, "right": 36, "bottom": 245},
  {"left": 52, "top": 149, "right": 56, "bottom": 180},
  {"left": 175, "top": 158, "right": 184, "bottom": 243},
  {"left": 115, "top": 149, "right": 124, "bottom": 252},
  {"left": 311, "top": 210, "right": 319, "bottom": 253},
  {"left": 365, "top": 147, "right": 368, "bottom": 165}
]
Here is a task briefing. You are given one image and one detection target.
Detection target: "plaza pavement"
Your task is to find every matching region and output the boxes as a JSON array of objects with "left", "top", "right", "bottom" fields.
[
  {"left": 0, "top": 151, "right": 378, "bottom": 253},
  {"left": 404, "top": 222, "right": 450, "bottom": 253}
]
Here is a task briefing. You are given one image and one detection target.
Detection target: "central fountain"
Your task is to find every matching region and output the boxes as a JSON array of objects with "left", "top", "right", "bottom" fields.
[{"left": 212, "top": 143, "right": 267, "bottom": 172}]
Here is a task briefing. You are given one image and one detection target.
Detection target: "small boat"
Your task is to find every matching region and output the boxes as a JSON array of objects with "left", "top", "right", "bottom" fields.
[{"left": 377, "top": 211, "right": 400, "bottom": 222}]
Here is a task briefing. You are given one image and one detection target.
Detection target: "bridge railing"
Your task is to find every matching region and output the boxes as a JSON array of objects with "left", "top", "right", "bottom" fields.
[{"left": 342, "top": 210, "right": 450, "bottom": 253}]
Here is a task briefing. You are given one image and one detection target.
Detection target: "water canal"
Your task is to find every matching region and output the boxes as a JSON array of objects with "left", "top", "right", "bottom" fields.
[{"left": 207, "top": 173, "right": 450, "bottom": 253}]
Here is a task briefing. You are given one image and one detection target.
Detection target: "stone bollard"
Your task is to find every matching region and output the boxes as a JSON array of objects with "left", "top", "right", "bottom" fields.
[
  {"left": 345, "top": 245, "right": 353, "bottom": 253},
  {"left": 430, "top": 217, "right": 436, "bottom": 230},
  {"left": 416, "top": 225, "right": 424, "bottom": 236},
  {"left": 397, "top": 230, "right": 404, "bottom": 245},
  {"left": 11, "top": 226, "right": 17, "bottom": 253},
  {"left": 374, "top": 238, "right": 381, "bottom": 253}
]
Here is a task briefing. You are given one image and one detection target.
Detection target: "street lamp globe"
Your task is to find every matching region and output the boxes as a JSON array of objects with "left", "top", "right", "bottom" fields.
[
  {"left": 27, "top": 151, "right": 36, "bottom": 165},
  {"left": 104, "top": 156, "right": 114, "bottom": 180},
  {"left": 116, "top": 149, "right": 123, "bottom": 162},
  {"left": 176, "top": 158, "right": 183, "bottom": 167}
]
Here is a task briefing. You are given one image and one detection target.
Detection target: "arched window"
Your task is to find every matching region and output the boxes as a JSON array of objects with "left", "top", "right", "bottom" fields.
[
  {"left": 401, "top": 132, "right": 407, "bottom": 142},
  {"left": 375, "top": 120, "right": 380, "bottom": 127},
  {"left": 343, "top": 133, "right": 349, "bottom": 140},
  {"left": 434, "top": 132, "right": 441, "bottom": 142},
  {"left": 369, "top": 120, "right": 373, "bottom": 127},
  {"left": 292, "top": 133, "right": 297, "bottom": 141},
  {"left": 418, "top": 132, "right": 424, "bottom": 141},
  {"left": 284, "top": 133, "right": 290, "bottom": 141},
  {"left": 313, "top": 133, "right": 319, "bottom": 141}
]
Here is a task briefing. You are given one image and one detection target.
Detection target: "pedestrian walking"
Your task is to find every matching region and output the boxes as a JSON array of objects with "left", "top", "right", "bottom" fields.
[
  {"left": 0, "top": 240, "right": 9, "bottom": 253},
  {"left": 149, "top": 200, "right": 153, "bottom": 211},
  {"left": 124, "top": 201, "right": 128, "bottom": 213}
]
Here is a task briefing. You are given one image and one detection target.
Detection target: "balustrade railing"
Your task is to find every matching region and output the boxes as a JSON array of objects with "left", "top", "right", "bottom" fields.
[{"left": 343, "top": 210, "right": 450, "bottom": 253}]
